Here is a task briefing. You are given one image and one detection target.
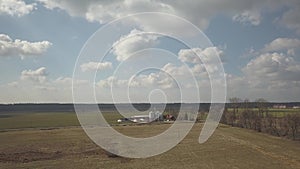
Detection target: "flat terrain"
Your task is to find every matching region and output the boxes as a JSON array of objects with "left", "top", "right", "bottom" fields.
[
  {"left": 0, "top": 112, "right": 124, "bottom": 130},
  {"left": 227, "top": 108, "right": 300, "bottom": 117},
  {"left": 0, "top": 121, "right": 299, "bottom": 169}
]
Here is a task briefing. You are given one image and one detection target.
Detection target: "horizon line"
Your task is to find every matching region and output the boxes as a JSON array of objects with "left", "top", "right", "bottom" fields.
[{"left": 0, "top": 101, "right": 300, "bottom": 105}]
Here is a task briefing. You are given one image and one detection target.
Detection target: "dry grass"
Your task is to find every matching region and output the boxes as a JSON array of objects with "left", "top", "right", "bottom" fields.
[{"left": 0, "top": 123, "right": 299, "bottom": 169}]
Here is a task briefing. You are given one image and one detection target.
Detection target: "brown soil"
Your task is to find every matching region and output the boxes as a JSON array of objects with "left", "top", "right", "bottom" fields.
[{"left": 0, "top": 151, "right": 63, "bottom": 163}]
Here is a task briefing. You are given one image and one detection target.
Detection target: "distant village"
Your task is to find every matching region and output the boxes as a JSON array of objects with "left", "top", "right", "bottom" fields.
[{"left": 273, "top": 104, "right": 300, "bottom": 109}]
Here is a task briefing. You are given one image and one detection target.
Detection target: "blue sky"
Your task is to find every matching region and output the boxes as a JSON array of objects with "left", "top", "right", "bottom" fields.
[{"left": 0, "top": 0, "right": 300, "bottom": 103}]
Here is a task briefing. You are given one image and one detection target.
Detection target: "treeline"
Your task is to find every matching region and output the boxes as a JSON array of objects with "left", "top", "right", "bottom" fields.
[
  {"left": 0, "top": 103, "right": 212, "bottom": 113},
  {"left": 220, "top": 98, "right": 300, "bottom": 140}
]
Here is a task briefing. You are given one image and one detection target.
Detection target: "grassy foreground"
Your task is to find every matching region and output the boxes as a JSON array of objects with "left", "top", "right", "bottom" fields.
[
  {"left": 0, "top": 122, "right": 299, "bottom": 169},
  {"left": 0, "top": 112, "right": 125, "bottom": 130}
]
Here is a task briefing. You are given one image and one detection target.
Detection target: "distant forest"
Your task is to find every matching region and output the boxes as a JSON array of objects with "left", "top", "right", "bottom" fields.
[{"left": 0, "top": 102, "right": 299, "bottom": 113}]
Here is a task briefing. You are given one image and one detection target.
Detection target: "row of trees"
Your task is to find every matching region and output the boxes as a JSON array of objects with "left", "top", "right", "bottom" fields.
[{"left": 221, "top": 98, "right": 300, "bottom": 140}]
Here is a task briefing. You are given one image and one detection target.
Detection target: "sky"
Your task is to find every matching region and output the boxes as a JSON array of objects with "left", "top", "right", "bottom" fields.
[{"left": 0, "top": 0, "right": 300, "bottom": 103}]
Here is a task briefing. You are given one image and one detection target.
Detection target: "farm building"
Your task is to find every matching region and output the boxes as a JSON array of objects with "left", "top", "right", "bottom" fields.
[
  {"left": 117, "top": 111, "right": 163, "bottom": 123},
  {"left": 130, "top": 115, "right": 150, "bottom": 123},
  {"left": 273, "top": 105, "right": 287, "bottom": 109}
]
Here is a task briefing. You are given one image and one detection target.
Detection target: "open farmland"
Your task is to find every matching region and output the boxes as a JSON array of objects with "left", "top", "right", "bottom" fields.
[
  {"left": 226, "top": 108, "right": 300, "bottom": 117},
  {"left": 0, "top": 112, "right": 299, "bottom": 169},
  {"left": 0, "top": 112, "right": 125, "bottom": 130}
]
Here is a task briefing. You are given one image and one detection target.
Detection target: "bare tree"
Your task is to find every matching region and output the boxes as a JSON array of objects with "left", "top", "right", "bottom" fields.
[
  {"left": 229, "top": 97, "right": 242, "bottom": 126},
  {"left": 222, "top": 97, "right": 298, "bottom": 141},
  {"left": 255, "top": 98, "right": 268, "bottom": 118},
  {"left": 239, "top": 99, "right": 251, "bottom": 128},
  {"left": 243, "top": 98, "right": 250, "bottom": 111},
  {"left": 286, "top": 114, "right": 300, "bottom": 140}
]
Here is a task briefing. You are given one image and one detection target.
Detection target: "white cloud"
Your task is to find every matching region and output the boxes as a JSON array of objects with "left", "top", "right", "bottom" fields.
[
  {"left": 242, "top": 52, "right": 300, "bottom": 82},
  {"left": 97, "top": 66, "right": 178, "bottom": 90},
  {"left": 225, "top": 52, "right": 300, "bottom": 101},
  {"left": 233, "top": 10, "right": 261, "bottom": 26},
  {"left": 85, "top": 0, "right": 173, "bottom": 23},
  {"left": 112, "top": 29, "right": 159, "bottom": 61},
  {"left": 38, "top": 0, "right": 300, "bottom": 35},
  {"left": 38, "top": 0, "right": 173, "bottom": 23},
  {"left": 178, "top": 47, "right": 224, "bottom": 74},
  {"left": 0, "top": 34, "right": 52, "bottom": 58},
  {"left": 19, "top": 68, "right": 86, "bottom": 86},
  {"left": 21, "top": 67, "right": 48, "bottom": 83},
  {"left": 80, "top": 61, "right": 112, "bottom": 72},
  {"left": 37, "top": 0, "right": 290, "bottom": 30},
  {"left": 0, "top": 0, "right": 36, "bottom": 17},
  {"left": 129, "top": 72, "right": 176, "bottom": 89},
  {"left": 161, "top": 63, "right": 208, "bottom": 89},
  {"left": 178, "top": 47, "right": 224, "bottom": 64},
  {"left": 178, "top": 49, "right": 201, "bottom": 64},
  {"left": 262, "top": 38, "right": 300, "bottom": 54},
  {"left": 162, "top": 63, "right": 189, "bottom": 76},
  {"left": 0, "top": 68, "right": 90, "bottom": 103},
  {"left": 224, "top": 36, "right": 300, "bottom": 101},
  {"left": 53, "top": 77, "right": 88, "bottom": 86},
  {"left": 98, "top": 76, "right": 128, "bottom": 88}
]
